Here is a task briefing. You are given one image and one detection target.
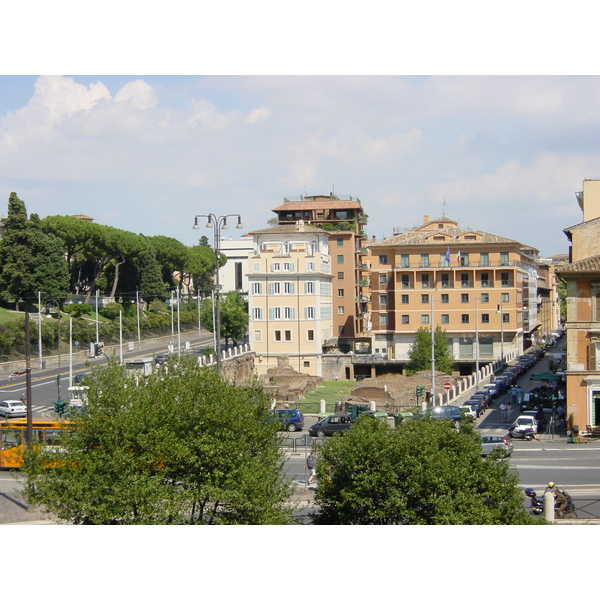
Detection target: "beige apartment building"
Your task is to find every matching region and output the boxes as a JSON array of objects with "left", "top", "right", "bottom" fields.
[
  {"left": 366, "top": 215, "right": 540, "bottom": 376},
  {"left": 247, "top": 222, "right": 333, "bottom": 377},
  {"left": 558, "top": 179, "right": 600, "bottom": 430},
  {"left": 271, "top": 194, "right": 369, "bottom": 353}
]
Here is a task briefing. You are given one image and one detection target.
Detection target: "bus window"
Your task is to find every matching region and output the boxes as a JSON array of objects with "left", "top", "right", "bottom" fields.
[
  {"left": 44, "top": 429, "right": 63, "bottom": 446},
  {"left": 32, "top": 429, "right": 44, "bottom": 444},
  {"left": 1, "top": 429, "right": 22, "bottom": 450}
]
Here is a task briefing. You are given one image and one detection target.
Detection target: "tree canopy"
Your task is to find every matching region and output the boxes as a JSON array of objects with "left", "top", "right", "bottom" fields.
[
  {"left": 22, "top": 359, "right": 293, "bottom": 524},
  {"left": 313, "top": 417, "right": 537, "bottom": 525},
  {"left": 406, "top": 326, "right": 454, "bottom": 375}
]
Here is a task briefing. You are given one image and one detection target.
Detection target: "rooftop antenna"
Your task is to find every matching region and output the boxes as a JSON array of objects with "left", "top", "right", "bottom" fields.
[{"left": 442, "top": 199, "right": 446, "bottom": 217}]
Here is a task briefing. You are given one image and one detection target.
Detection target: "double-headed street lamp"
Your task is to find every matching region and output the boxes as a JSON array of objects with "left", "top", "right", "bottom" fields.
[{"left": 193, "top": 213, "right": 243, "bottom": 375}]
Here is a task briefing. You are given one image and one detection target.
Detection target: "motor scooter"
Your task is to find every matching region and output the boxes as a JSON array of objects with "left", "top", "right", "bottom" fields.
[
  {"left": 508, "top": 424, "right": 535, "bottom": 441},
  {"left": 524, "top": 487, "right": 576, "bottom": 517}
]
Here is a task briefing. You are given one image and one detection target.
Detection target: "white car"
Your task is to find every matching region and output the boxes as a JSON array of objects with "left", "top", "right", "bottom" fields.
[
  {"left": 459, "top": 405, "right": 478, "bottom": 420},
  {"left": 0, "top": 400, "right": 26, "bottom": 418}
]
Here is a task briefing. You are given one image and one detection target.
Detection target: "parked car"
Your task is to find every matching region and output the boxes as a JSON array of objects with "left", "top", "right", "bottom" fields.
[
  {"left": 460, "top": 405, "right": 477, "bottom": 420},
  {"left": 462, "top": 399, "right": 484, "bottom": 418},
  {"left": 482, "top": 383, "right": 500, "bottom": 399},
  {"left": 416, "top": 405, "right": 463, "bottom": 421},
  {"left": 480, "top": 434, "right": 513, "bottom": 456},
  {"left": 470, "top": 392, "right": 489, "bottom": 411},
  {"left": 508, "top": 414, "right": 538, "bottom": 440},
  {"left": 272, "top": 409, "right": 304, "bottom": 432},
  {"left": 309, "top": 413, "right": 353, "bottom": 437},
  {"left": 0, "top": 400, "right": 26, "bottom": 418}
]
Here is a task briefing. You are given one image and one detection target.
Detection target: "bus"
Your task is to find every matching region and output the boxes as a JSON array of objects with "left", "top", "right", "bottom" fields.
[{"left": 0, "top": 419, "right": 68, "bottom": 469}]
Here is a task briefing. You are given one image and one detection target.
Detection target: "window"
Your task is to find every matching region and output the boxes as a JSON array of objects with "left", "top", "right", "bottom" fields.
[
  {"left": 305, "top": 306, "right": 315, "bottom": 319},
  {"left": 252, "top": 282, "right": 262, "bottom": 294},
  {"left": 303, "top": 361, "right": 310, "bottom": 368},
  {"left": 481, "top": 313, "right": 489, "bottom": 324},
  {"left": 481, "top": 293, "right": 489, "bottom": 303},
  {"left": 441, "top": 314, "right": 449, "bottom": 324},
  {"left": 460, "top": 253, "right": 469, "bottom": 266},
  {"left": 401, "top": 294, "right": 409, "bottom": 304},
  {"left": 461, "top": 293, "right": 469, "bottom": 303},
  {"left": 401, "top": 274, "right": 409, "bottom": 288},
  {"left": 501, "top": 292, "right": 509, "bottom": 303},
  {"left": 309, "top": 241, "right": 318, "bottom": 255},
  {"left": 307, "top": 330, "right": 315, "bottom": 341},
  {"left": 500, "top": 252, "right": 509, "bottom": 266},
  {"left": 306, "top": 261, "right": 315, "bottom": 271},
  {"left": 441, "top": 273, "right": 449, "bottom": 288},
  {"left": 274, "top": 330, "right": 282, "bottom": 341},
  {"left": 253, "top": 262, "right": 260, "bottom": 272},
  {"left": 501, "top": 272, "right": 509, "bottom": 287},
  {"left": 380, "top": 314, "right": 388, "bottom": 325},
  {"left": 337, "top": 306, "right": 345, "bottom": 315},
  {"left": 401, "top": 254, "right": 409, "bottom": 267},
  {"left": 502, "top": 313, "right": 510, "bottom": 323},
  {"left": 380, "top": 294, "right": 388, "bottom": 305},
  {"left": 283, "top": 262, "right": 294, "bottom": 272},
  {"left": 461, "top": 273, "right": 469, "bottom": 287},
  {"left": 320, "top": 305, "right": 332, "bottom": 319},
  {"left": 379, "top": 274, "right": 387, "bottom": 285},
  {"left": 235, "top": 262, "right": 243, "bottom": 290},
  {"left": 284, "top": 330, "right": 292, "bottom": 341},
  {"left": 284, "top": 282, "right": 295, "bottom": 294},
  {"left": 420, "top": 254, "right": 430, "bottom": 268},
  {"left": 252, "top": 307, "right": 262, "bottom": 320},
  {"left": 480, "top": 272, "right": 489, "bottom": 287},
  {"left": 337, "top": 238, "right": 344, "bottom": 246},
  {"left": 253, "top": 330, "right": 262, "bottom": 342},
  {"left": 421, "top": 314, "right": 430, "bottom": 325},
  {"left": 284, "top": 307, "right": 295, "bottom": 319},
  {"left": 305, "top": 281, "right": 314, "bottom": 294},
  {"left": 320, "top": 282, "right": 331, "bottom": 296},
  {"left": 421, "top": 294, "right": 429, "bottom": 304},
  {"left": 421, "top": 274, "right": 430, "bottom": 288},
  {"left": 440, "top": 253, "right": 450, "bottom": 268},
  {"left": 441, "top": 293, "right": 449, "bottom": 304},
  {"left": 337, "top": 272, "right": 344, "bottom": 280},
  {"left": 269, "top": 282, "right": 280, "bottom": 295},
  {"left": 271, "top": 262, "right": 280, "bottom": 272},
  {"left": 269, "top": 307, "right": 281, "bottom": 320},
  {"left": 337, "top": 255, "right": 344, "bottom": 264},
  {"left": 402, "top": 315, "right": 409, "bottom": 324},
  {"left": 337, "top": 289, "right": 344, "bottom": 297},
  {"left": 378, "top": 254, "right": 388, "bottom": 265},
  {"left": 480, "top": 252, "right": 489, "bottom": 266},
  {"left": 461, "top": 314, "right": 469, "bottom": 324}
]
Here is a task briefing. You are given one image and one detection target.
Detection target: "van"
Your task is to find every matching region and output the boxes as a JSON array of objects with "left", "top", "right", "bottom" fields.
[{"left": 273, "top": 409, "right": 304, "bottom": 432}]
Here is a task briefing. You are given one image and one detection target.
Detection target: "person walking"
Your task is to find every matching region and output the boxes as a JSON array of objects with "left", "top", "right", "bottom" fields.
[
  {"left": 507, "top": 400, "right": 513, "bottom": 419},
  {"left": 306, "top": 450, "right": 316, "bottom": 485},
  {"left": 499, "top": 400, "right": 508, "bottom": 422}
]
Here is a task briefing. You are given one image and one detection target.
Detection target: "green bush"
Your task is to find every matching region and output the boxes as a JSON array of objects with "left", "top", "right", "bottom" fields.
[{"left": 63, "top": 303, "right": 94, "bottom": 318}]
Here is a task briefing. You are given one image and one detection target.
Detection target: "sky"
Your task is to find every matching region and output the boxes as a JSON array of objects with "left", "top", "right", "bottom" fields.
[{"left": 1, "top": 73, "right": 597, "bottom": 258}]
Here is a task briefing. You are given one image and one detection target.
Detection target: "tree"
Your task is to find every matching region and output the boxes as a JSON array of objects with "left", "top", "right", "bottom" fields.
[
  {"left": 30, "top": 226, "right": 70, "bottom": 304},
  {"left": 22, "top": 359, "right": 293, "bottom": 524},
  {"left": 406, "top": 326, "right": 453, "bottom": 375},
  {"left": 199, "top": 291, "right": 248, "bottom": 348},
  {"left": 0, "top": 192, "right": 36, "bottom": 309},
  {"left": 313, "top": 417, "right": 538, "bottom": 525},
  {"left": 557, "top": 276, "right": 567, "bottom": 323}
]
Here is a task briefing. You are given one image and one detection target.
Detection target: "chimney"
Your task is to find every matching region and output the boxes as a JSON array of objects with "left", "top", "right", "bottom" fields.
[
  {"left": 371, "top": 235, "right": 377, "bottom": 243},
  {"left": 423, "top": 214, "right": 430, "bottom": 224}
]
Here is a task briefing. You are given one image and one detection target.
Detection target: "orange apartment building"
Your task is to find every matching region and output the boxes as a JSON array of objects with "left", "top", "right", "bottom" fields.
[
  {"left": 558, "top": 179, "right": 600, "bottom": 430},
  {"left": 247, "top": 222, "right": 333, "bottom": 377},
  {"left": 365, "top": 215, "right": 540, "bottom": 377},
  {"left": 271, "top": 194, "right": 370, "bottom": 354}
]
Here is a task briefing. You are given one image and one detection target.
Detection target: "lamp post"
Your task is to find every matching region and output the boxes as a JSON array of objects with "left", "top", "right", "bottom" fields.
[
  {"left": 193, "top": 213, "right": 243, "bottom": 375},
  {"left": 497, "top": 297, "right": 504, "bottom": 365}
]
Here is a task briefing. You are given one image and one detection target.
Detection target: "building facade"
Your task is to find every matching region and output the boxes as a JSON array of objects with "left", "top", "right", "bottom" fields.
[
  {"left": 558, "top": 179, "right": 600, "bottom": 430},
  {"left": 366, "top": 215, "right": 540, "bottom": 376},
  {"left": 218, "top": 236, "right": 254, "bottom": 295},
  {"left": 247, "top": 222, "right": 333, "bottom": 377},
  {"left": 271, "top": 194, "right": 369, "bottom": 353}
]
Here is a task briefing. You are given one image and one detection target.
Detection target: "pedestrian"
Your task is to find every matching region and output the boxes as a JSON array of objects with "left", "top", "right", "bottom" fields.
[
  {"left": 20, "top": 393, "right": 25, "bottom": 402},
  {"left": 511, "top": 386, "right": 517, "bottom": 403},
  {"left": 507, "top": 400, "right": 512, "bottom": 418},
  {"left": 306, "top": 450, "right": 316, "bottom": 485},
  {"left": 499, "top": 401, "right": 508, "bottom": 422}
]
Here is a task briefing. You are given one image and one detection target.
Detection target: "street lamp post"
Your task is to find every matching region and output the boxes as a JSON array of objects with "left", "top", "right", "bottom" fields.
[
  {"left": 193, "top": 213, "right": 243, "bottom": 375},
  {"left": 498, "top": 297, "right": 504, "bottom": 365}
]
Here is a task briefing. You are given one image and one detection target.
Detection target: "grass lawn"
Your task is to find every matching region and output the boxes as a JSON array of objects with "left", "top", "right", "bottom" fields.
[
  {"left": 294, "top": 380, "right": 356, "bottom": 414},
  {"left": 0, "top": 307, "right": 24, "bottom": 324}
]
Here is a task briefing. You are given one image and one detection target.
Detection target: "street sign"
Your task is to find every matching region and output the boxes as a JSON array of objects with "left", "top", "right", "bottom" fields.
[{"left": 444, "top": 382, "right": 451, "bottom": 390}]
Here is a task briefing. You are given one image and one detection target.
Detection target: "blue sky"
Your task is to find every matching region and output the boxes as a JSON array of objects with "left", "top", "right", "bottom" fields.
[
  {"left": 1, "top": 4, "right": 598, "bottom": 260},
  {"left": 1, "top": 74, "right": 597, "bottom": 257}
]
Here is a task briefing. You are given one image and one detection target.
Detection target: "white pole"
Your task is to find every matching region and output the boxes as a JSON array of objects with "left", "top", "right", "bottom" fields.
[
  {"left": 476, "top": 297, "right": 480, "bottom": 386},
  {"left": 176, "top": 287, "right": 181, "bottom": 356},
  {"left": 431, "top": 293, "right": 435, "bottom": 407},
  {"left": 211, "top": 288, "right": 216, "bottom": 354},
  {"left": 119, "top": 310, "right": 123, "bottom": 365},
  {"left": 95, "top": 289, "right": 99, "bottom": 344},
  {"left": 136, "top": 290, "right": 141, "bottom": 349},
  {"left": 170, "top": 289, "right": 174, "bottom": 351},
  {"left": 197, "top": 290, "right": 201, "bottom": 337},
  {"left": 69, "top": 317, "right": 73, "bottom": 388},
  {"left": 38, "top": 291, "right": 43, "bottom": 370}
]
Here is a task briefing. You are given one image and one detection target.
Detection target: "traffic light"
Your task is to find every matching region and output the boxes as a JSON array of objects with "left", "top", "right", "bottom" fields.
[
  {"left": 416, "top": 386, "right": 425, "bottom": 397},
  {"left": 54, "top": 400, "right": 67, "bottom": 415},
  {"left": 94, "top": 343, "right": 103, "bottom": 357}
]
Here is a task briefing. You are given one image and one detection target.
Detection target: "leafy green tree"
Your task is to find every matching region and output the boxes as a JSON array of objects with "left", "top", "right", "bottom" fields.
[
  {"left": 138, "top": 242, "right": 167, "bottom": 303},
  {"left": 219, "top": 291, "right": 248, "bottom": 347},
  {"left": 313, "top": 417, "right": 537, "bottom": 525},
  {"left": 31, "top": 228, "right": 70, "bottom": 305},
  {"left": 406, "top": 326, "right": 453, "bottom": 375},
  {"left": 557, "top": 276, "right": 567, "bottom": 323},
  {"left": 0, "top": 192, "right": 36, "bottom": 309},
  {"left": 22, "top": 359, "right": 293, "bottom": 524}
]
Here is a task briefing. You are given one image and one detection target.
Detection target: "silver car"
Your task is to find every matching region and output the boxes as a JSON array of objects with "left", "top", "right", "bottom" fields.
[
  {"left": 0, "top": 400, "right": 26, "bottom": 418},
  {"left": 480, "top": 434, "right": 513, "bottom": 457}
]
